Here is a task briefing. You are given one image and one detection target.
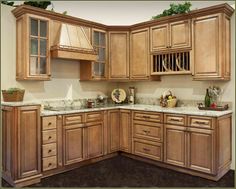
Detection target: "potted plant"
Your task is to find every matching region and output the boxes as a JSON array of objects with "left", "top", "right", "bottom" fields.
[{"left": 2, "top": 88, "right": 25, "bottom": 102}]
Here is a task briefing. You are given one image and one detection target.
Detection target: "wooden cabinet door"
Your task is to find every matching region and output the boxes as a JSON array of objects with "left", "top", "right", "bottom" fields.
[
  {"left": 188, "top": 128, "right": 215, "bottom": 174},
  {"left": 86, "top": 122, "right": 103, "bottom": 159},
  {"left": 164, "top": 124, "right": 187, "bottom": 167},
  {"left": 192, "top": 14, "right": 221, "bottom": 79},
  {"left": 120, "top": 110, "right": 131, "bottom": 152},
  {"left": 63, "top": 125, "right": 84, "bottom": 165},
  {"left": 150, "top": 24, "right": 168, "bottom": 51},
  {"left": 107, "top": 110, "right": 120, "bottom": 153},
  {"left": 17, "top": 106, "right": 41, "bottom": 178},
  {"left": 109, "top": 31, "right": 129, "bottom": 79},
  {"left": 130, "top": 28, "right": 149, "bottom": 80},
  {"left": 169, "top": 20, "right": 191, "bottom": 49}
]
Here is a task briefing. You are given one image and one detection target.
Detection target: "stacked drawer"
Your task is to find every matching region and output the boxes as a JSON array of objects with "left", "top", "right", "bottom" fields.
[
  {"left": 132, "top": 111, "right": 163, "bottom": 161},
  {"left": 42, "top": 116, "right": 57, "bottom": 171}
]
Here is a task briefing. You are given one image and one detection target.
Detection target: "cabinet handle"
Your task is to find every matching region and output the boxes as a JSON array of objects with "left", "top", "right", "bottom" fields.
[
  {"left": 195, "top": 121, "right": 207, "bottom": 125},
  {"left": 143, "top": 148, "right": 150, "bottom": 152},
  {"left": 142, "top": 130, "right": 150, "bottom": 134},
  {"left": 143, "top": 115, "right": 150, "bottom": 119},
  {"left": 170, "top": 118, "right": 181, "bottom": 122},
  {"left": 48, "top": 163, "right": 52, "bottom": 167},
  {"left": 48, "top": 136, "right": 52, "bottom": 140},
  {"left": 48, "top": 149, "right": 52, "bottom": 153},
  {"left": 48, "top": 122, "right": 52, "bottom": 126}
]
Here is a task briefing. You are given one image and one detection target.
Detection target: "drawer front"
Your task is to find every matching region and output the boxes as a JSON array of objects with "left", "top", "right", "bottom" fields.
[
  {"left": 42, "top": 130, "right": 57, "bottom": 144},
  {"left": 42, "top": 143, "right": 57, "bottom": 158},
  {"left": 188, "top": 116, "right": 213, "bottom": 129},
  {"left": 165, "top": 114, "right": 186, "bottom": 126},
  {"left": 133, "top": 121, "right": 163, "bottom": 142},
  {"left": 85, "top": 111, "right": 103, "bottom": 122},
  {"left": 42, "top": 116, "right": 57, "bottom": 130},
  {"left": 64, "top": 114, "right": 84, "bottom": 125},
  {"left": 134, "top": 111, "right": 163, "bottom": 123},
  {"left": 133, "top": 139, "right": 162, "bottom": 161},
  {"left": 43, "top": 156, "right": 57, "bottom": 171}
]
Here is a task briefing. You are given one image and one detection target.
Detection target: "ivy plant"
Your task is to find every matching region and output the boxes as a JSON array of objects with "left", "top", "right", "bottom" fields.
[
  {"left": 23, "top": 1, "right": 51, "bottom": 9},
  {"left": 152, "top": 2, "right": 192, "bottom": 20}
]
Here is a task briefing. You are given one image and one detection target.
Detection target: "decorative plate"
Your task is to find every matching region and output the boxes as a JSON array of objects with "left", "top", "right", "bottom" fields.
[{"left": 111, "top": 88, "right": 126, "bottom": 103}]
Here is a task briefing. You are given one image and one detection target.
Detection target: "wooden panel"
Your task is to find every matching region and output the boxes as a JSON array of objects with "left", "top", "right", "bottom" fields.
[
  {"left": 133, "top": 121, "right": 163, "bottom": 142},
  {"left": 42, "top": 143, "right": 57, "bottom": 158},
  {"left": 109, "top": 31, "right": 129, "bottom": 79},
  {"left": 85, "top": 111, "right": 103, "bottom": 123},
  {"left": 164, "top": 124, "right": 187, "bottom": 167},
  {"left": 42, "top": 116, "right": 57, "bottom": 130},
  {"left": 130, "top": 28, "right": 149, "bottom": 79},
  {"left": 42, "top": 130, "right": 57, "bottom": 144},
  {"left": 63, "top": 114, "right": 84, "bottom": 125},
  {"left": 188, "top": 116, "right": 213, "bottom": 129},
  {"left": 86, "top": 122, "right": 103, "bottom": 159},
  {"left": 133, "top": 111, "right": 163, "bottom": 123},
  {"left": 17, "top": 106, "right": 41, "bottom": 178},
  {"left": 188, "top": 127, "right": 215, "bottom": 174},
  {"left": 193, "top": 14, "right": 221, "bottom": 79},
  {"left": 164, "top": 114, "right": 186, "bottom": 126},
  {"left": 42, "top": 156, "right": 57, "bottom": 171},
  {"left": 120, "top": 110, "right": 131, "bottom": 152},
  {"left": 150, "top": 24, "right": 168, "bottom": 51},
  {"left": 170, "top": 20, "right": 191, "bottom": 49},
  {"left": 107, "top": 110, "right": 120, "bottom": 153},
  {"left": 133, "top": 138, "right": 162, "bottom": 161},
  {"left": 63, "top": 126, "right": 84, "bottom": 165},
  {"left": 224, "top": 15, "right": 231, "bottom": 78}
]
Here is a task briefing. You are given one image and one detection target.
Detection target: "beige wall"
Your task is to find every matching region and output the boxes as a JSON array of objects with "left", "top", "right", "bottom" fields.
[{"left": 1, "top": 2, "right": 235, "bottom": 169}]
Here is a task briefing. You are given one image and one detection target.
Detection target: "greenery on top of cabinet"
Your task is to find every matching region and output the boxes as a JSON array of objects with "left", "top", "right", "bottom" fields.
[{"left": 152, "top": 2, "right": 192, "bottom": 20}]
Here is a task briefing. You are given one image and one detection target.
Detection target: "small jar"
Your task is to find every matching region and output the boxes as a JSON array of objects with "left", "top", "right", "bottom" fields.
[{"left": 87, "top": 99, "right": 94, "bottom": 108}]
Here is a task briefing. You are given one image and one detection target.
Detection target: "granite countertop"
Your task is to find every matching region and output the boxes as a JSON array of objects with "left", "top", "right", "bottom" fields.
[
  {"left": 41, "top": 104, "right": 233, "bottom": 117},
  {"left": 1, "top": 101, "right": 41, "bottom": 107}
]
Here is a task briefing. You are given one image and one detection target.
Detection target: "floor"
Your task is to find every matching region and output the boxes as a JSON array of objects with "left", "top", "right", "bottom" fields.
[{"left": 2, "top": 155, "right": 234, "bottom": 187}]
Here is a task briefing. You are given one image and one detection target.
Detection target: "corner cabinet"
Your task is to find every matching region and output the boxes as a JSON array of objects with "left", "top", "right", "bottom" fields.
[
  {"left": 16, "top": 14, "right": 51, "bottom": 80},
  {"left": 2, "top": 105, "right": 42, "bottom": 187},
  {"left": 108, "top": 31, "right": 130, "bottom": 80},
  {"left": 192, "top": 13, "right": 231, "bottom": 80}
]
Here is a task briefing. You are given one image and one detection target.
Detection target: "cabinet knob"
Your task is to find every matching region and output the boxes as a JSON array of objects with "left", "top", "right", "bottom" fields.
[
  {"left": 48, "top": 163, "right": 52, "bottom": 167},
  {"left": 48, "top": 149, "right": 52, "bottom": 153},
  {"left": 48, "top": 136, "right": 52, "bottom": 140},
  {"left": 48, "top": 122, "right": 52, "bottom": 126}
]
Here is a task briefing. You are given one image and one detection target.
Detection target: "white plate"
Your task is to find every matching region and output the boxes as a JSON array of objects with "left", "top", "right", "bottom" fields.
[{"left": 111, "top": 88, "right": 126, "bottom": 103}]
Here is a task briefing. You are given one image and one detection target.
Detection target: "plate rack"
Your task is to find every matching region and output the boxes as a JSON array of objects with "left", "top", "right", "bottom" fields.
[{"left": 151, "top": 51, "right": 191, "bottom": 75}]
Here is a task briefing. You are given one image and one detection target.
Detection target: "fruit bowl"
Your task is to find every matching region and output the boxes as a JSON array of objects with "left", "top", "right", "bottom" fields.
[
  {"left": 167, "top": 98, "right": 177, "bottom": 108},
  {"left": 160, "top": 90, "right": 177, "bottom": 108}
]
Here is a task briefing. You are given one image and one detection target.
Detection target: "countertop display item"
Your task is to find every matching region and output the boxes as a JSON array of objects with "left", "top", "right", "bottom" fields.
[
  {"left": 2, "top": 88, "right": 25, "bottom": 102},
  {"left": 128, "top": 87, "right": 135, "bottom": 104},
  {"left": 160, "top": 90, "right": 177, "bottom": 108},
  {"left": 111, "top": 88, "right": 126, "bottom": 103},
  {"left": 198, "top": 103, "right": 229, "bottom": 111}
]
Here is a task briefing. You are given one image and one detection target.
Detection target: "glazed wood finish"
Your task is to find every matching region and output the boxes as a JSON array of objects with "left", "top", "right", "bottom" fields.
[
  {"left": 108, "top": 31, "right": 130, "bottom": 79},
  {"left": 192, "top": 13, "right": 231, "bottom": 80},
  {"left": 130, "top": 28, "right": 150, "bottom": 80},
  {"left": 16, "top": 14, "right": 50, "bottom": 80},
  {"left": 150, "top": 20, "right": 191, "bottom": 52},
  {"left": 2, "top": 105, "right": 42, "bottom": 187},
  {"left": 120, "top": 110, "right": 132, "bottom": 152}
]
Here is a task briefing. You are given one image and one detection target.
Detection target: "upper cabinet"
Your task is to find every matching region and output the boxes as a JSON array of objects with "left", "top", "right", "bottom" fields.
[
  {"left": 150, "top": 20, "right": 191, "bottom": 52},
  {"left": 192, "top": 13, "right": 231, "bottom": 80},
  {"left": 16, "top": 14, "right": 50, "bottom": 80},
  {"left": 130, "top": 28, "right": 150, "bottom": 80},
  {"left": 108, "top": 31, "right": 130, "bottom": 80}
]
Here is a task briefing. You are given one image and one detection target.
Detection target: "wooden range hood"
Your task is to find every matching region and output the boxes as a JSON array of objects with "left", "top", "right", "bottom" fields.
[{"left": 51, "top": 23, "right": 98, "bottom": 61}]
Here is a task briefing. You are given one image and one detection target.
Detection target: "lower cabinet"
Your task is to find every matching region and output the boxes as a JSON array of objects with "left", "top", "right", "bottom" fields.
[{"left": 120, "top": 110, "right": 131, "bottom": 152}]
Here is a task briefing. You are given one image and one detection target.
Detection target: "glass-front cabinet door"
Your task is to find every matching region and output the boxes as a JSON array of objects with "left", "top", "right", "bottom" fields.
[
  {"left": 92, "top": 29, "right": 107, "bottom": 79},
  {"left": 29, "top": 16, "right": 50, "bottom": 79}
]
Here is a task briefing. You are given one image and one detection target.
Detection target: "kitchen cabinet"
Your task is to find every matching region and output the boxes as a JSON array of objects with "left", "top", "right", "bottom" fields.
[
  {"left": 150, "top": 20, "right": 191, "bottom": 52},
  {"left": 130, "top": 28, "right": 150, "bottom": 80},
  {"left": 192, "top": 13, "right": 231, "bottom": 80},
  {"left": 120, "top": 110, "right": 131, "bottom": 153},
  {"left": 16, "top": 14, "right": 50, "bottom": 80},
  {"left": 107, "top": 110, "right": 120, "bottom": 153},
  {"left": 2, "top": 105, "right": 41, "bottom": 187},
  {"left": 108, "top": 31, "right": 129, "bottom": 80},
  {"left": 80, "top": 29, "right": 108, "bottom": 80}
]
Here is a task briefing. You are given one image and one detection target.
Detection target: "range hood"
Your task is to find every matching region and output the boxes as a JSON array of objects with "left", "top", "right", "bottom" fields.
[{"left": 51, "top": 23, "right": 98, "bottom": 61}]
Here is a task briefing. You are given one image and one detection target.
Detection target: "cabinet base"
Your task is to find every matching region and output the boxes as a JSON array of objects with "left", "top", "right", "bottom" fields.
[{"left": 121, "top": 152, "right": 231, "bottom": 181}]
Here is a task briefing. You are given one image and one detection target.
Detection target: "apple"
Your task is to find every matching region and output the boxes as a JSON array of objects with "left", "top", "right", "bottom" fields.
[{"left": 210, "top": 103, "right": 217, "bottom": 108}]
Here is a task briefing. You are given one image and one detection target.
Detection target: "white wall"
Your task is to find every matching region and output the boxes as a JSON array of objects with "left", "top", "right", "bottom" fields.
[{"left": 1, "top": 1, "right": 235, "bottom": 169}]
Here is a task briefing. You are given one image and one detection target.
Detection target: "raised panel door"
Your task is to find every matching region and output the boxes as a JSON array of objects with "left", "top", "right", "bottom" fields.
[
  {"left": 109, "top": 31, "right": 129, "bottom": 79},
  {"left": 120, "top": 110, "right": 131, "bottom": 152},
  {"left": 130, "top": 28, "right": 149, "bottom": 79},
  {"left": 150, "top": 24, "right": 168, "bottom": 51},
  {"left": 164, "top": 125, "right": 187, "bottom": 167}
]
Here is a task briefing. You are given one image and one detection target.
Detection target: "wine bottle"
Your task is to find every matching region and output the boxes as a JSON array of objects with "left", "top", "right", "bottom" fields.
[{"left": 204, "top": 89, "right": 211, "bottom": 107}]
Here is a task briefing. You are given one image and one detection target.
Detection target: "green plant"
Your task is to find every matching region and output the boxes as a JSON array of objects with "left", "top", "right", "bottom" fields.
[
  {"left": 1, "top": 1, "right": 14, "bottom": 6},
  {"left": 2, "top": 88, "right": 24, "bottom": 94},
  {"left": 23, "top": 1, "right": 51, "bottom": 9},
  {"left": 152, "top": 2, "right": 192, "bottom": 20}
]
